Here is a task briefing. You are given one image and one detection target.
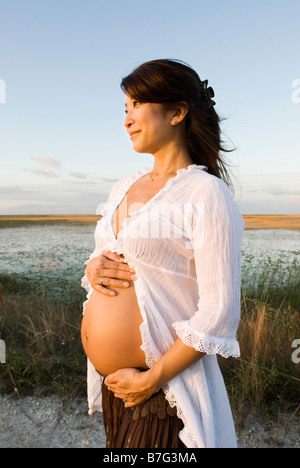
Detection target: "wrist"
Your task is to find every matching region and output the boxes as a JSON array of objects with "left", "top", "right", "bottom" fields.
[{"left": 142, "top": 365, "right": 165, "bottom": 394}]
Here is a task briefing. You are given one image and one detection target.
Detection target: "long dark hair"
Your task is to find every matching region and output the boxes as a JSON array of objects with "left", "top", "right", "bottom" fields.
[{"left": 121, "top": 59, "right": 234, "bottom": 189}]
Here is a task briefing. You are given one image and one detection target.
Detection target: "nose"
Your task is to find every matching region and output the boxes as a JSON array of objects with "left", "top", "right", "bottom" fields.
[{"left": 124, "top": 110, "right": 134, "bottom": 129}]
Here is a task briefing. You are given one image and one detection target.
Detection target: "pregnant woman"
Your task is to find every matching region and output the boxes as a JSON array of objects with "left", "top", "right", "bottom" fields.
[{"left": 81, "top": 59, "right": 244, "bottom": 448}]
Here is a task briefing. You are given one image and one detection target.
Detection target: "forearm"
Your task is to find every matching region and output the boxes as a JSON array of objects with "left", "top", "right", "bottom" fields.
[
  {"left": 145, "top": 338, "right": 205, "bottom": 393},
  {"left": 104, "top": 338, "right": 205, "bottom": 408}
]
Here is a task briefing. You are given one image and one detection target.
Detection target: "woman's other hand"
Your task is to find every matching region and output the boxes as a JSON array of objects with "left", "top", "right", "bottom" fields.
[
  {"left": 85, "top": 250, "right": 137, "bottom": 296},
  {"left": 104, "top": 368, "right": 158, "bottom": 408}
]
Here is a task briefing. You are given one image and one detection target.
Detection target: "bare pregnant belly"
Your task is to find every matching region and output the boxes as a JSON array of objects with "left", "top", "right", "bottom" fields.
[{"left": 81, "top": 283, "right": 147, "bottom": 375}]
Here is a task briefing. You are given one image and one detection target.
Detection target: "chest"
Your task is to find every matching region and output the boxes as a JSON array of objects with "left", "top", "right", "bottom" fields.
[
  {"left": 111, "top": 177, "right": 168, "bottom": 239},
  {"left": 95, "top": 177, "right": 194, "bottom": 267}
]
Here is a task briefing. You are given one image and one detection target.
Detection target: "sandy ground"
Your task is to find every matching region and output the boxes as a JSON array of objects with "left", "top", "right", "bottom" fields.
[
  {"left": 1, "top": 214, "right": 300, "bottom": 230},
  {"left": 0, "top": 393, "right": 299, "bottom": 448}
]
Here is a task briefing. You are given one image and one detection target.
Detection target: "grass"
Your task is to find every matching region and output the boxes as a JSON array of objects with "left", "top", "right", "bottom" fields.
[
  {"left": 221, "top": 291, "right": 300, "bottom": 424},
  {"left": 0, "top": 215, "right": 100, "bottom": 228},
  {"left": 220, "top": 265, "right": 300, "bottom": 423},
  {"left": 1, "top": 214, "right": 300, "bottom": 230},
  {"left": 242, "top": 215, "right": 300, "bottom": 231},
  {"left": 0, "top": 276, "right": 87, "bottom": 398},
  {"left": 0, "top": 263, "right": 299, "bottom": 426}
]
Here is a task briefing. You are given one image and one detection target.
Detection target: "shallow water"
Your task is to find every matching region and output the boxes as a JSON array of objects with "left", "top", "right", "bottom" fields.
[
  {"left": 0, "top": 223, "right": 95, "bottom": 275},
  {"left": 0, "top": 224, "right": 299, "bottom": 298},
  {"left": 0, "top": 223, "right": 95, "bottom": 298},
  {"left": 241, "top": 229, "right": 300, "bottom": 292}
]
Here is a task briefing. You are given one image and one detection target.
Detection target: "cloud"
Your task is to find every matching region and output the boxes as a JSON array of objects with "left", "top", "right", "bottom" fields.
[
  {"left": 69, "top": 171, "right": 87, "bottom": 180},
  {"left": 265, "top": 184, "right": 300, "bottom": 196},
  {"left": 101, "top": 177, "right": 121, "bottom": 183},
  {"left": 31, "top": 155, "right": 61, "bottom": 169},
  {"left": 25, "top": 168, "right": 59, "bottom": 178},
  {"left": 0, "top": 185, "right": 108, "bottom": 214}
]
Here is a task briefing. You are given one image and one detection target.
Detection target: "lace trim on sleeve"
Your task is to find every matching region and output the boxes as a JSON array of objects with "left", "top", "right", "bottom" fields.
[{"left": 172, "top": 320, "right": 240, "bottom": 359}]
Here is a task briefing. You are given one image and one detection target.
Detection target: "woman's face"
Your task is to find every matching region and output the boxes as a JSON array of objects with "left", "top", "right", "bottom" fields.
[{"left": 124, "top": 95, "right": 174, "bottom": 155}]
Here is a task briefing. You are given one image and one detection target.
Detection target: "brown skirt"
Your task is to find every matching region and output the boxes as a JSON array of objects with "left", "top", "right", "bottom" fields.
[{"left": 102, "top": 379, "right": 186, "bottom": 448}]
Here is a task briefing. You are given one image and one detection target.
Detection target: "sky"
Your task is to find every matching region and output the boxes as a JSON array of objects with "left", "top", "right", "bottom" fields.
[{"left": 0, "top": 0, "right": 299, "bottom": 215}]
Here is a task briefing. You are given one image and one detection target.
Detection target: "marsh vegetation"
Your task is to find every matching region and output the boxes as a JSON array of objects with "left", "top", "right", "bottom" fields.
[{"left": 0, "top": 217, "right": 299, "bottom": 424}]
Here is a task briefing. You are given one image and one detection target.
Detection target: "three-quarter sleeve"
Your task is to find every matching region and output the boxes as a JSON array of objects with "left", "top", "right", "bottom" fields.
[{"left": 172, "top": 177, "right": 244, "bottom": 358}]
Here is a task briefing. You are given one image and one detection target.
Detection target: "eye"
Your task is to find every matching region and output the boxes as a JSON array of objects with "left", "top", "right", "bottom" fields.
[{"left": 124, "top": 100, "right": 140, "bottom": 113}]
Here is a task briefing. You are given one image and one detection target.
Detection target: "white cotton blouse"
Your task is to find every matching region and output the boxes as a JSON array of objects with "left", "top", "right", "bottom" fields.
[{"left": 81, "top": 163, "right": 245, "bottom": 449}]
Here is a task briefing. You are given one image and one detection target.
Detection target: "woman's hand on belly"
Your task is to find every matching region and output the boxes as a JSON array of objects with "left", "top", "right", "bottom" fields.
[
  {"left": 104, "top": 368, "right": 158, "bottom": 408},
  {"left": 85, "top": 250, "right": 137, "bottom": 296}
]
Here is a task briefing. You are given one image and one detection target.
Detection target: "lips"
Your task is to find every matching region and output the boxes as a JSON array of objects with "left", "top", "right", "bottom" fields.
[{"left": 129, "top": 130, "right": 140, "bottom": 139}]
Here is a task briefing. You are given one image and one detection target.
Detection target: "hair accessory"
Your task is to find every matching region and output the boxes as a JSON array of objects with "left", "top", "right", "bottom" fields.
[{"left": 199, "top": 79, "right": 216, "bottom": 110}]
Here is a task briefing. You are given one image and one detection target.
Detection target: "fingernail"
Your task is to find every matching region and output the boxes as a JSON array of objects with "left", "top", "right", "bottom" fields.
[
  {"left": 110, "top": 291, "right": 116, "bottom": 296},
  {"left": 129, "top": 268, "right": 135, "bottom": 272},
  {"left": 122, "top": 282, "right": 129, "bottom": 287},
  {"left": 130, "top": 274, "right": 137, "bottom": 280}
]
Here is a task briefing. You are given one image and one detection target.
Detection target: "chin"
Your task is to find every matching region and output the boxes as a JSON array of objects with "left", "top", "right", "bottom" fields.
[{"left": 132, "top": 143, "right": 150, "bottom": 154}]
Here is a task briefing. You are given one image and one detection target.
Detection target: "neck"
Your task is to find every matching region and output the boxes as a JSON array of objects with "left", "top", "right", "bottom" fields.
[{"left": 151, "top": 143, "right": 193, "bottom": 176}]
